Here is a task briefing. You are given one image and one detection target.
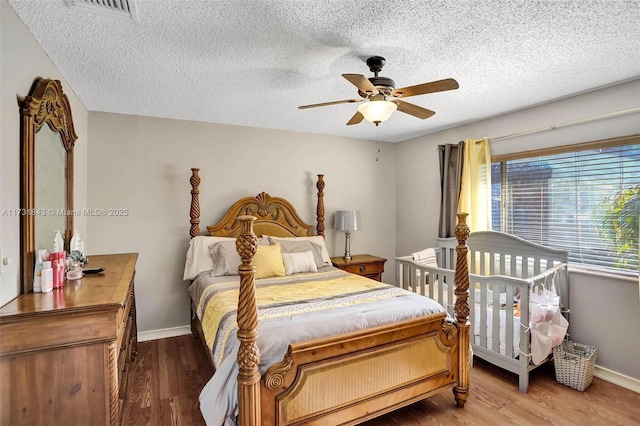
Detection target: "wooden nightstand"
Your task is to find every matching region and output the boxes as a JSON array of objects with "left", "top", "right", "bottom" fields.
[{"left": 330, "top": 254, "right": 387, "bottom": 282}]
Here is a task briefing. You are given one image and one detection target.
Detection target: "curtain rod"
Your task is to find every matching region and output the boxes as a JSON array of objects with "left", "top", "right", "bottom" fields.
[{"left": 487, "top": 106, "right": 640, "bottom": 143}]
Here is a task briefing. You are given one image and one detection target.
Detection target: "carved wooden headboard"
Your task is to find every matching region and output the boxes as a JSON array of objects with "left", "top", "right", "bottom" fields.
[{"left": 189, "top": 168, "right": 325, "bottom": 239}]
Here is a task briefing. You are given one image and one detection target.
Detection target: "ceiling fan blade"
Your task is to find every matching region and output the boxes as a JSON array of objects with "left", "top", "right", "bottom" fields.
[
  {"left": 346, "top": 111, "right": 364, "bottom": 126},
  {"left": 391, "top": 78, "right": 459, "bottom": 98},
  {"left": 342, "top": 74, "right": 378, "bottom": 95},
  {"left": 392, "top": 100, "right": 436, "bottom": 119},
  {"left": 298, "top": 98, "right": 363, "bottom": 109}
]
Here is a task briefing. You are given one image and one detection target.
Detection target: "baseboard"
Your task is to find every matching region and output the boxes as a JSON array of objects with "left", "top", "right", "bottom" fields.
[
  {"left": 595, "top": 365, "right": 640, "bottom": 393},
  {"left": 137, "top": 325, "right": 192, "bottom": 342}
]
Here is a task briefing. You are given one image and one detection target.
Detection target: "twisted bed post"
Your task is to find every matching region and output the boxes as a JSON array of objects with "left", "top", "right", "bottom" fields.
[
  {"left": 236, "top": 216, "right": 261, "bottom": 426},
  {"left": 190, "top": 168, "right": 201, "bottom": 237},
  {"left": 316, "top": 174, "right": 325, "bottom": 237},
  {"left": 453, "top": 212, "right": 471, "bottom": 407},
  {"left": 189, "top": 168, "right": 202, "bottom": 338}
]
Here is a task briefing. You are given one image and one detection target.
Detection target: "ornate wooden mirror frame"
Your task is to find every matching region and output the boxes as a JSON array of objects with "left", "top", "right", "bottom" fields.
[{"left": 20, "top": 79, "right": 78, "bottom": 294}]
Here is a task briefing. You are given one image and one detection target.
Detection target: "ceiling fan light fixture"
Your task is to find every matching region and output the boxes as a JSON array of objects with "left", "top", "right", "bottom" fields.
[{"left": 357, "top": 100, "right": 397, "bottom": 125}]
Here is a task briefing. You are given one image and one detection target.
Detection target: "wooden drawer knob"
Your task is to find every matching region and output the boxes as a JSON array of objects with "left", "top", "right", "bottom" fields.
[{"left": 360, "top": 266, "right": 366, "bottom": 273}]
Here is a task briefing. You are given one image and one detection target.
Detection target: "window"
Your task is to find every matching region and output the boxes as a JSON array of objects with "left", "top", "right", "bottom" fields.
[{"left": 492, "top": 138, "right": 639, "bottom": 274}]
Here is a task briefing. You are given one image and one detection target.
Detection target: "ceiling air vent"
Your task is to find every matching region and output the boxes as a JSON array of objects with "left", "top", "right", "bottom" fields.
[{"left": 66, "top": 0, "right": 139, "bottom": 22}]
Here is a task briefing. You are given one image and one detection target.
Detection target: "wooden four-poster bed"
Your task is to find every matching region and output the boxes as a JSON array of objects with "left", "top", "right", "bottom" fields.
[{"left": 187, "top": 169, "right": 471, "bottom": 426}]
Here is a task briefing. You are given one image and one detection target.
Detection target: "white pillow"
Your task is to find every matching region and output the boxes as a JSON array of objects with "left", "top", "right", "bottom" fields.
[
  {"left": 282, "top": 251, "right": 318, "bottom": 275},
  {"left": 209, "top": 241, "right": 242, "bottom": 277},
  {"left": 184, "top": 236, "right": 234, "bottom": 280},
  {"left": 184, "top": 235, "right": 269, "bottom": 280},
  {"left": 266, "top": 235, "right": 331, "bottom": 266}
]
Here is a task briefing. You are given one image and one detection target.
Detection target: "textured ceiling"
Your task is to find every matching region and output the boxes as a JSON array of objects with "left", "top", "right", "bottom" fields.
[{"left": 8, "top": 0, "right": 640, "bottom": 143}]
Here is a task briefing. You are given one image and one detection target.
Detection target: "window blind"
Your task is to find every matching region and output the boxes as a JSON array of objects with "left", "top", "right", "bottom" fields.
[{"left": 492, "top": 143, "right": 639, "bottom": 273}]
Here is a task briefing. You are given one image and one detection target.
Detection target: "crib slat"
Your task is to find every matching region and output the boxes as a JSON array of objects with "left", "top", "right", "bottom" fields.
[
  {"left": 520, "top": 282, "right": 531, "bottom": 365},
  {"left": 491, "top": 286, "right": 501, "bottom": 353},
  {"left": 412, "top": 265, "right": 417, "bottom": 292},
  {"left": 421, "top": 268, "right": 427, "bottom": 297},
  {"left": 447, "top": 273, "right": 454, "bottom": 316},
  {"left": 479, "top": 279, "right": 487, "bottom": 347},
  {"left": 533, "top": 258, "right": 541, "bottom": 276},
  {"left": 445, "top": 273, "right": 455, "bottom": 317},
  {"left": 505, "top": 285, "right": 515, "bottom": 358}
]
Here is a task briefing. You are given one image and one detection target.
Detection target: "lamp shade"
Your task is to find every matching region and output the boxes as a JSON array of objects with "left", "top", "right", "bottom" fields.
[
  {"left": 334, "top": 210, "right": 361, "bottom": 231},
  {"left": 357, "top": 100, "right": 397, "bottom": 124}
]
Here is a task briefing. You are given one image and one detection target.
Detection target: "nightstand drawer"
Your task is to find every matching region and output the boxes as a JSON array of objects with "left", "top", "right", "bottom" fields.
[
  {"left": 330, "top": 254, "right": 387, "bottom": 282},
  {"left": 340, "top": 262, "right": 384, "bottom": 276}
]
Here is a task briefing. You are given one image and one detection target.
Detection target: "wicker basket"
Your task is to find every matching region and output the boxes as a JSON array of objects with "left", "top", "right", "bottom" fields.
[{"left": 553, "top": 340, "right": 597, "bottom": 391}]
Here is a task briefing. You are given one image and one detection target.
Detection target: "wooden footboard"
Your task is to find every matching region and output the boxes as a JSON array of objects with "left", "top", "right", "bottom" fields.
[{"left": 260, "top": 314, "right": 459, "bottom": 425}]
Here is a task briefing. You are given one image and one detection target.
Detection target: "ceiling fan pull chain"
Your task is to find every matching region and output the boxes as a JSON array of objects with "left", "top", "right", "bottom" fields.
[{"left": 376, "top": 126, "right": 381, "bottom": 162}]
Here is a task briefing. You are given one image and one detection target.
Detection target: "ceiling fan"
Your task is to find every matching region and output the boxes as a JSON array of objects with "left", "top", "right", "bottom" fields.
[{"left": 299, "top": 56, "right": 459, "bottom": 126}]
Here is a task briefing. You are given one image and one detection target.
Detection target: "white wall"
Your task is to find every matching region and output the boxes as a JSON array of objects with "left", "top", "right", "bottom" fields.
[
  {"left": 569, "top": 270, "right": 639, "bottom": 380},
  {"left": 0, "top": 0, "right": 88, "bottom": 306},
  {"left": 396, "top": 79, "right": 640, "bottom": 379},
  {"left": 87, "top": 112, "right": 396, "bottom": 334}
]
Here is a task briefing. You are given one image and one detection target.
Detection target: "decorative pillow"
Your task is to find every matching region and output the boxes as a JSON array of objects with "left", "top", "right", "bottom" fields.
[
  {"left": 253, "top": 243, "right": 286, "bottom": 279},
  {"left": 209, "top": 240, "right": 242, "bottom": 276},
  {"left": 184, "top": 236, "right": 234, "bottom": 280},
  {"left": 266, "top": 236, "right": 331, "bottom": 266},
  {"left": 282, "top": 251, "right": 318, "bottom": 275},
  {"left": 268, "top": 237, "right": 324, "bottom": 269}
]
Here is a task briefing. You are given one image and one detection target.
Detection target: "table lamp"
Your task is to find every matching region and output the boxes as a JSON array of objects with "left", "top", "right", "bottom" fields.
[{"left": 334, "top": 210, "right": 361, "bottom": 261}]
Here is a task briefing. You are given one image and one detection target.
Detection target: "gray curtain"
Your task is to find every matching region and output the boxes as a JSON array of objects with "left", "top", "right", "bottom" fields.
[{"left": 438, "top": 142, "right": 464, "bottom": 238}]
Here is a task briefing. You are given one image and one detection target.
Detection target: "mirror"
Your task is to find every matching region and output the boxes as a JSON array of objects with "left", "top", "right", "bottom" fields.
[{"left": 20, "top": 79, "right": 77, "bottom": 294}]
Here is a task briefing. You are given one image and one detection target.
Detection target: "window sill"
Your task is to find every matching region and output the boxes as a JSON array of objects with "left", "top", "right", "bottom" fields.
[{"left": 568, "top": 264, "right": 638, "bottom": 283}]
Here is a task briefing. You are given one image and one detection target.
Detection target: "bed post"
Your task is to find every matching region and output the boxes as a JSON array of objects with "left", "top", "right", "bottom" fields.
[
  {"left": 189, "top": 168, "right": 202, "bottom": 339},
  {"left": 453, "top": 212, "right": 471, "bottom": 407},
  {"left": 190, "top": 168, "right": 201, "bottom": 237},
  {"left": 236, "top": 216, "right": 261, "bottom": 426},
  {"left": 316, "top": 174, "right": 325, "bottom": 237}
]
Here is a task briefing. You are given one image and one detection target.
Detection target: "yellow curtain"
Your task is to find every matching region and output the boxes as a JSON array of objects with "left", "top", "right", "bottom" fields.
[{"left": 458, "top": 138, "right": 492, "bottom": 232}]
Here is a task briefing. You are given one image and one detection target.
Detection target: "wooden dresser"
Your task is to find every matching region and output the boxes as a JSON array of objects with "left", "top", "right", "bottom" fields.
[
  {"left": 331, "top": 254, "right": 387, "bottom": 282},
  {"left": 0, "top": 253, "right": 138, "bottom": 426}
]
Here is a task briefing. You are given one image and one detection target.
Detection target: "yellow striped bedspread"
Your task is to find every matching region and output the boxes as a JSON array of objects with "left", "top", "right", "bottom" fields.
[{"left": 188, "top": 267, "right": 448, "bottom": 372}]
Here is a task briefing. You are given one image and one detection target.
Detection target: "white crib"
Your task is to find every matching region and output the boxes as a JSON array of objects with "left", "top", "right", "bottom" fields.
[{"left": 395, "top": 231, "right": 569, "bottom": 392}]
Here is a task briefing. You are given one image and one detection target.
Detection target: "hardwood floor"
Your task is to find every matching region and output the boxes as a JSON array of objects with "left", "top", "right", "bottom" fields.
[{"left": 123, "top": 335, "right": 640, "bottom": 425}]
